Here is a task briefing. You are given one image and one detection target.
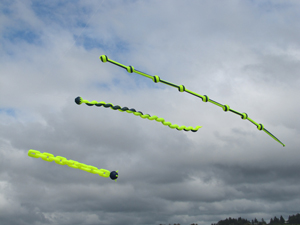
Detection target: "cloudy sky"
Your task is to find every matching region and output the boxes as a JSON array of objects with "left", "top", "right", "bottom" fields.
[{"left": 1, "top": 0, "right": 300, "bottom": 225}]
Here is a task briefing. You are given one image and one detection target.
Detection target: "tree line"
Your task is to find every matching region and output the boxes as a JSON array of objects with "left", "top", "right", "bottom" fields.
[
  {"left": 211, "top": 213, "right": 300, "bottom": 225},
  {"left": 158, "top": 213, "right": 300, "bottom": 225}
]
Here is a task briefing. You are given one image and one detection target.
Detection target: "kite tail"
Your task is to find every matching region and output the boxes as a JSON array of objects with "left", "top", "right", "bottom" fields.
[
  {"left": 28, "top": 149, "right": 119, "bottom": 181},
  {"left": 99, "top": 55, "right": 285, "bottom": 147},
  {"left": 75, "top": 96, "right": 202, "bottom": 132}
]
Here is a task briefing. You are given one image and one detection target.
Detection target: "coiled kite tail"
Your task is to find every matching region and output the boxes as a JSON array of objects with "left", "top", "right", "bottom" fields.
[
  {"left": 28, "top": 149, "right": 119, "bottom": 181},
  {"left": 75, "top": 96, "right": 202, "bottom": 132}
]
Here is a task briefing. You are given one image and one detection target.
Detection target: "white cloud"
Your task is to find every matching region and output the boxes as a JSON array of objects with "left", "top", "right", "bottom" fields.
[{"left": 0, "top": 1, "right": 299, "bottom": 225}]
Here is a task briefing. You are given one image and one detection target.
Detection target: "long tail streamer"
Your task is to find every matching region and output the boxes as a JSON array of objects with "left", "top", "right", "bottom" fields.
[
  {"left": 28, "top": 149, "right": 119, "bottom": 181},
  {"left": 75, "top": 96, "right": 201, "bottom": 132},
  {"left": 99, "top": 55, "right": 285, "bottom": 147}
]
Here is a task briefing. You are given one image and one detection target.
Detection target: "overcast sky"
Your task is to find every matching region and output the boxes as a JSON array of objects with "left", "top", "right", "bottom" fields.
[{"left": 1, "top": 1, "right": 300, "bottom": 225}]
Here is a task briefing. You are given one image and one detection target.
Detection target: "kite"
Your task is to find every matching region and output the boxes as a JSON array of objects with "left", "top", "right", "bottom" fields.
[
  {"left": 75, "top": 96, "right": 201, "bottom": 132},
  {"left": 28, "top": 149, "right": 119, "bottom": 181},
  {"left": 99, "top": 55, "right": 285, "bottom": 147}
]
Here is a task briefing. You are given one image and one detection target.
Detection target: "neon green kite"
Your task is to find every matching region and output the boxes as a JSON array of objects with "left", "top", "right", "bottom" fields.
[
  {"left": 75, "top": 96, "right": 201, "bottom": 132},
  {"left": 28, "top": 149, "right": 119, "bottom": 181},
  {"left": 99, "top": 55, "right": 285, "bottom": 147}
]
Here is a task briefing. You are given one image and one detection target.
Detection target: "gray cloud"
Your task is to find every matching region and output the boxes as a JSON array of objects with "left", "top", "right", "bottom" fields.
[{"left": 1, "top": 1, "right": 300, "bottom": 225}]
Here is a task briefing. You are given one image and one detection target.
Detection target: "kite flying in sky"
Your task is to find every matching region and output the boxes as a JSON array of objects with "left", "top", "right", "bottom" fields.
[
  {"left": 99, "top": 55, "right": 285, "bottom": 147},
  {"left": 27, "top": 54, "right": 285, "bottom": 181},
  {"left": 28, "top": 150, "right": 119, "bottom": 181},
  {"left": 75, "top": 96, "right": 202, "bottom": 132}
]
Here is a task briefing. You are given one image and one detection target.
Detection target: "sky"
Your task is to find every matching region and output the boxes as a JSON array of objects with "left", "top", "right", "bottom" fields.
[{"left": 0, "top": 0, "right": 300, "bottom": 225}]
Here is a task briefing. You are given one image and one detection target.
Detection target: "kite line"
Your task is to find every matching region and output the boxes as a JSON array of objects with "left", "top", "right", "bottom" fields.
[
  {"left": 28, "top": 149, "right": 119, "bottom": 181},
  {"left": 99, "top": 55, "right": 285, "bottom": 147},
  {"left": 75, "top": 96, "right": 202, "bottom": 132}
]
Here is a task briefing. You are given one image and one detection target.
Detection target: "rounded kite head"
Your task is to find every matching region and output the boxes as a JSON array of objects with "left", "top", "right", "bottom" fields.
[
  {"left": 110, "top": 170, "right": 118, "bottom": 181},
  {"left": 100, "top": 55, "right": 108, "bottom": 62},
  {"left": 75, "top": 96, "right": 83, "bottom": 105}
]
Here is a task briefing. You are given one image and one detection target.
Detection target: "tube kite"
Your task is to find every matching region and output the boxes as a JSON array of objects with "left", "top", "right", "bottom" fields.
[
  {"left": 99, "top": 55, "right": 285, "bottom": 147},
  {"left": 28, "top": 149, "right": 119, "bottom": 181},
  {"left": 75, "top": 96, "right": 201, "bottom": 132}
]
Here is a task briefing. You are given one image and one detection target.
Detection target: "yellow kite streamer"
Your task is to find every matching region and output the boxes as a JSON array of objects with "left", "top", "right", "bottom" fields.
[
  {"left": 75, "top": 96, "right": 201, "bottom": 132},
  {"left": 99, "top": 55, "right": 285, "bottom": 147},
  {"left": 28, "top": 150, "right": 119, "bottom": 181}
]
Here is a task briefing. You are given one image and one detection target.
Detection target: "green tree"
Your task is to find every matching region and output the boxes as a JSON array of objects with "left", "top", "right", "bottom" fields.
[
  {"left": 274, "top": 216, "right": 280, "bottom": 224},
  {"left": 288, "top": 213, "right": 300, "bottom": 224}
]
